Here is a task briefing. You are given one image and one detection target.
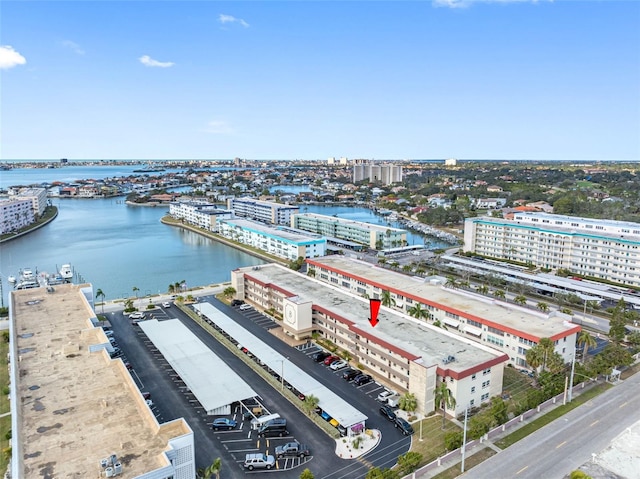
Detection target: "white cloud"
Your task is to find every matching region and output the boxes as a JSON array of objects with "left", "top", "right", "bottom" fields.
[
  {"left": 139, "top": 55, "right": 175, "bottom": 68},
  {"left": 61, "top": 40, "right": 85, "bottom": 55},
  {"left": 202, "top": 120, "right": 235, "bottom": 135},
  {"left": 433, "top": 0, "right": 550, "bottom": 7},
  {"left": 0, "top": 45, "right": 27, "bottom": 70},
  {"left": 218, "top": 13, "right": 250, "bottom": 28}
]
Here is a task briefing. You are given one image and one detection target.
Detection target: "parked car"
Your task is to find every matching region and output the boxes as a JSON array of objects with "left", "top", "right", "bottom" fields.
[
  {"left": 275, "top": 441, "right": 310, "bottom": 458},
  {"left": 394, "top": 417, "right": 414, "bottom": 436},
  {"left": 129, "top": 311, "right": 145, "bottom": 320},
  {"left": 323, "top": 355, "right": 340, "bottom": 366},
  {"left": 239, "top": 303, "right": 252, "bottom": 311},
  {"left": 320, "top": 411, "right": 331, "bottom": 421},
  {"left": 258, "top": 418, "right": 288, "bottom": 437},
  {"left": 243, "top": 453, "right": 276, "bottom": 471},
  {"left": 387, "top": 395, "right": 401, "bottom": 408},
  {"left": 141, "top": 392, "right": 151, "bottom": 400},
  {"left": 162, "top": 301, "right": 171, "bottom": 308},
  {"left": 109, "top": 348, "right": 122, "bottom": 358},
  {"left": 377, "top": 389, "right": 395, "bottom": 402},
  {"left": 353, "top": 374, "right": 372, "bottom": 386},
  {"left": 329, "top": 359, "right": 348, "bottom": 371},
  {"left": 231, "top": 299, "right": 244, "bottom": 306},
  {"left": 212, "top": 418, "right": 237, "bottom": 431},
  {"left": 342, "top": 369, "right": 361, "bottom": 381},
  {"left": 312, "top": 351, "right": 331, "bottom": 363},
  {"left": 104, "top": 330, "right": 114, "bottom": 337},
  {"left": 379, "top": 405, "right": 397, "bottom": 421}
]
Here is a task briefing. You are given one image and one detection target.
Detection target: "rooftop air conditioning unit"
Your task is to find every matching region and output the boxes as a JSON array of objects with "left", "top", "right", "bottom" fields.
[
  {"left": 104, "top": 467, "right": 114, "bottom": 478},
  {"left": 114, "top": 463, "right": 123, "bottom": 474}
]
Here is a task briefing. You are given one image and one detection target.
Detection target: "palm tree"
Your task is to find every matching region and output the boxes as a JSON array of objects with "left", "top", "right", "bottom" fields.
[
  {"left": 132, "top": 286, "right": 139, "bottom": 298},
  {"left": 476, "top": 284, "right": 489, "bottom": 295},
  {"left": 514, "top": 294, "right": 527, "bottom": 306},
  {"left": 407, "top": 303, "right": 430, "bottom": 321},
  {"left": 223, "top": 286, "right": 236, "bottom": 299},
  {"left": 526, "top": 337, "right": 555, "bottom": 373},
  {"left": 398, "top": 392, "right": 417, "bottom": 413},
  {"left": 577, "top": 330, "right": 597, "bottom": 363},
  {"left": 493, "top": 289, "right": 506, "bottom": 300},
  {"left": 96, "top": 288, "right": 106, "bottom": 314},
  {"left": 302, "top": 394, "right": 320, "bottom": 416},
  {"left": 537, "top": 301, "right": 549, "bottom": 312},
  {"left": 200, "top": 458, "right": 222, "bottom": 479},
  {"left": 434, "top": 381, "right": 456, "bottom": 429},
  {"left": 381, "top": 290, "right": 396, "bottom": 307}
]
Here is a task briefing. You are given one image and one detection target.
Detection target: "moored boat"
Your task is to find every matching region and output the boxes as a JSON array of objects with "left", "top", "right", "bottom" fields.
[{"left": 59, "top": 264, "right": 73, "bottom": 281}]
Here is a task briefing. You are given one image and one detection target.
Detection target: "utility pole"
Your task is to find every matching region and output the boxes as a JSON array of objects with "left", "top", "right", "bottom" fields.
[
  {"left": 568, "top": 352, "right": 576, "bottom": 402},
  {"left": 461, "top": 406, "right": 468, "bottom": 473}
]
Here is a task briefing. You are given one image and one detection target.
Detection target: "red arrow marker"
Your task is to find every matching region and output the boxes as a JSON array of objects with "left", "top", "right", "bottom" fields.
[{"left": 369, "top": 299, "right": 381, "bottom": 328}]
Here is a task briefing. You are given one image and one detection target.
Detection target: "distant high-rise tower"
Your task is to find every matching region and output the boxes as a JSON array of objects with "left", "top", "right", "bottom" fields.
[{"left": 352, "top": 163, "right": 402, "bottom": 185}]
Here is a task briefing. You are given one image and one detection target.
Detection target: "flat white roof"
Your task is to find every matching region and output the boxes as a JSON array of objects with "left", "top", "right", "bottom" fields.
[
  {"left": 194, "top": 303, "right": 368, "bottom": 428},
  {"left": 139, "top": 319, "right": 257, "bottom": 414}
]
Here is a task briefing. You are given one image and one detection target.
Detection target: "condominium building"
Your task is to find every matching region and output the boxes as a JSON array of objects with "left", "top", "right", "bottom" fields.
[
  {"left": 13, "top": 187, "right": 48, "bottom": 216},
  {"left": 169, "top": 200, "right": 234, "bottom": 232},
  {"left": 219, "top": 218, "right": 327, "bottom": 260},
  {"left": 291, "top": 212, "right": 407, "bottom": 250},
  {"left": 231, "top": 263, "right": 508, "bottom": 417},
  {"left": 227, "top": 197, "right": 299, "bottom": 225},
  {"left": 8, "top": 283, "right": 195, "bottom": 479},
  {"left": 352, "top": 163, "right": 403, "bottom": 185},
  {"left": 464, "top": 213, "right": 640, "bottom": 288},
  {"left": 305, "top": 256, "right": 580, "bottom": 369},
  {"left": 0, "top": 198, "right": 34, "bottom": 235}
]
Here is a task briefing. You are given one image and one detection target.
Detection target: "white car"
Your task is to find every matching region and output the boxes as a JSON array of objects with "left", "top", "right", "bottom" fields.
[
  {"left": 329, "top": 359, "right": 348, "bottom": 371},
  {"left": 239, "top": 304, "right": 252, "bottom": 311},
  {"left": 129, "top": 311, "right": 145, "bottom": 320},
  {"left": 162, "top": 301, "right": 171, "bottom": 308},
  {"left": 377, "top": 389, "right": 396, "bottom": 402}
]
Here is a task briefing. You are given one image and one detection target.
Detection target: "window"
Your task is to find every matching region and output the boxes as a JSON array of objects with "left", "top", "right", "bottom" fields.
[
  {"left": 482, "top": 380, "right": 490, "bottom": 388},
  {"left": 471, "top": 386, "right": 475, "bottom": 393},
  {"left": 481, "top": 393, "right": 489, "bottom": 401}
]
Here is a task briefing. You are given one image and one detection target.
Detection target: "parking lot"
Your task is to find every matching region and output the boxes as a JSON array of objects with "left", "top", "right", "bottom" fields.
[{"left": 104, "top": 298, "right": 411, "bottom": 478}]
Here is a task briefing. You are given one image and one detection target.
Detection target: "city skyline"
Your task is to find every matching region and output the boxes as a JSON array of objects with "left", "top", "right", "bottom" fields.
[{"left": 1, "top": 0, "right": 639, "bottom": 162}]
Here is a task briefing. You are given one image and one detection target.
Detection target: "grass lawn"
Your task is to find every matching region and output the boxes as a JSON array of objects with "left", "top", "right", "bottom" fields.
[
  {"left": 410, "top": 415, "right": 462, "bottom": 465},
  {"left": 0, "top": 339, "right": 10, "bottom": 478},
  {"left": 431, "top": 448, "right": 497, "bottom": 479},
  {"left": 495, "top": 382, "right": 611, "bottom": 449}
]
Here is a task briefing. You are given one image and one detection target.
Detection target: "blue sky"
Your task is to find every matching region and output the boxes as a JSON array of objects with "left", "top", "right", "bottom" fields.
[{"left": 1, "top": 1, "right": 639, "bottom": 161}]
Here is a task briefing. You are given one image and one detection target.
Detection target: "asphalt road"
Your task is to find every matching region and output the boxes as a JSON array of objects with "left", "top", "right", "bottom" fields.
[
  {"left": 460, "top": 371, "right": 640, "bottom": 479},
  {"left": 106, "top": 297, "right": 411, "bottom": 479}
]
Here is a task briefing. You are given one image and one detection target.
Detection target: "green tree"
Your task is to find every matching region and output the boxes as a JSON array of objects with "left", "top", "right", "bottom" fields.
[
  {"left": 302, "top": 394, "right": 320, "bottom": 416},
  {"left": 381, "top": 290, "right": 396, "bottom": 307},
  {"left": 434, "top": 381, "right": 456, "bottom": 429},
  {"left": 365, "top": 467, "right": 399, "bottom": 479},
  {"left": 537, "top": 301, "right": 549, "bottom": 312},
  {"left": 444, "top": 431, "right": 463, "bottom": 450},
  {"left": 493, "top": 289, "right": 506, "bottom": 300},
  {"left": 96, "top": 288, "right": 106, "bottom": 314},
  {"left": 489, "top": 396, "right": 508, "bottom": 425},
  {"left": 514, "top": 294, "right": 527, "bottom": 305},
  {"left": 577, "top": 331, "right": 597, "bottom": 363},
  {"left": 223, "top": 286, "right": 236, "bottom": 299},
  {"left": 476, "top": 284, "right": 489, "bottom": 295},
  {"left": 608, "top": 300, "right": 629, "bottom": 344},
  {"left": 200, "top": 458, "right": 221, "bottom": 479},
  {"left": 407, "top": 303, "right": 430, "bottom": 321},
  {"left": 398, "top": 392, "right": 417, "bottom": 413},
  {"left": 132, "top": 286, "right": 139, "bottom": 298},
  {"left": 300, "top": 469, "right": 315, "bottom": 479},
  {"left": 397, "top": 451, "right": 422, "bottom": 475},
  {"left": 525, "top": 338, "right": 556, "bottom": 373},
  {"left": 468, "top": 412, "right": 493, "bottom": 440}
]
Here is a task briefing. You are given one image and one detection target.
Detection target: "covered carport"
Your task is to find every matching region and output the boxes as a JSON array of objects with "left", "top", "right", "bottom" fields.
[
  {"left": 194, "top": 303, "right": 368, "bottom": 434},
  {"left": 139, "top": 318, "right": 257, "bottom": 415}
]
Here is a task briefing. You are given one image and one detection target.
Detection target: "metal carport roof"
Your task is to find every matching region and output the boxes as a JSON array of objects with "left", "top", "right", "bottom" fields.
[
  {"left": 194, "top": 303, "right": 368, "bottom": 429},
  {"left": 139, "top": 319, "right": 257, "bottom": 414}
]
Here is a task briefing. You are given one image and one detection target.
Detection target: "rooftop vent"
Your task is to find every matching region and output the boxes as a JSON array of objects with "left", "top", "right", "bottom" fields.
[{"left": 442, "top": 355, "right": 456, "bottom": 364}]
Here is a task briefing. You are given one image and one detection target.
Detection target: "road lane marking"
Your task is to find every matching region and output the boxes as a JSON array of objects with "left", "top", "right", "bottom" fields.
[
  {"left": 590, "top": 420, "right": 599, "bottom": 427},
  {"left": 516, "top": 466, "right": 529, "bottom": 475},
  {"left": 619, "top": 402, "right": 628, "bottom": 409},
  {"left": 556, "top": 441, "right": 567, "bottom": 449}
]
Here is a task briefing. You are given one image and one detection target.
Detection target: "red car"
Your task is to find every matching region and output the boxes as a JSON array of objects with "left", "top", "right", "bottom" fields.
[{"left": 323, "top": 355, "right": 340, "bottom": 366}]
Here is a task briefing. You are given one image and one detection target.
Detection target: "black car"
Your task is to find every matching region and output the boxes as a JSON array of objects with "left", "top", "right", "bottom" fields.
[
  {"left": 379, "top": 405, "right": 397, "bottom": 421},
  {"left": 342, "top": 369, "right": 361, "bottom": 381},
  {"left": 353, "top": 374, "right": 372, "bottom": 386},
  {"left": 312, "top": 351, "right": 331, "bottom": 363},
  {"left": 394, "top": 417, "right": 414, "bottom": 436},
  {"left": 231, "top": 299, "right": 244, "bottom": 307}
]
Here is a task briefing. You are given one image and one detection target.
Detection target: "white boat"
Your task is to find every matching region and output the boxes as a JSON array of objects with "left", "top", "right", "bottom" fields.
[
  {"left": 59, "top": 264, "right": 73, "bottom": 281},
  {"left": 7, "top": 275, "right": 16, "bottom": 284},
  {"left": 21, "top": 268, "right": 36, "bottom": 281}
]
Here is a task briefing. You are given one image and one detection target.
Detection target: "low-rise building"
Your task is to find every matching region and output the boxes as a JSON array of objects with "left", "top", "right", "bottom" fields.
[
  {"left": 169, "top": 200, "right": 234, "bottom": 231},
  {"left": 227, "top": 197, "right": 299, "bottom": 225},
  {"left": 306, "top": 256, "right": 580, "bottom": 369},
  {"left": 231, "top": 263, "right": 508, "bottom": 417},
  {"left": 8, "top": 283, "right": 195, "bottom": 479},
  {"left": 291, "top": 212, "right": 407, "bottom": 250},
  {"left": 219, "top": 218, "right": 326, "bottom": 260},
  {"left": 0, "top": 197, "right": 34, "bottom": 235}
]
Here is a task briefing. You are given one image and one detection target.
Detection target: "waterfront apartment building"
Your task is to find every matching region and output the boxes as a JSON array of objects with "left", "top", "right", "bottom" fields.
[
  {"left": 231, "top": 263, "right": 508, "bottom": 417},
  {"left": 9, "top": 187, "right": 48, "bottom": 216},
  {"left": 227, "top": 197, "right": 299, "bottom": 225},
  {"left": 9, "top": 283, "right": 195, "bottom": 479},
  {"left": 464, "top": 213, "right": 640, "bottom": 288},
  {"left": 291, "top": 212, "right": 407, "bottom": 250},
  {"left": 219, "top": 218, "right": 327, "bottom": 260},
  {"left": 0, "top": 198, "right": 34, "bottom": 235},
  {"left": 306, "top": 256, "right": 580, "bottom": 370},
  {"left": 169, "top": 200, "right": 234, "bottom": 232},
  {"left": 352, "top": 163, "right": 403, "bottom": 185}
]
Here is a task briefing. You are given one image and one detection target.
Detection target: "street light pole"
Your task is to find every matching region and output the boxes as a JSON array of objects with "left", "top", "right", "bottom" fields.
[
  {"left": 461, "top": 406, "right": 468, "bottom": 473},
  {"left": 568, "top": 352, "right": 576, "bottom": 402}
]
